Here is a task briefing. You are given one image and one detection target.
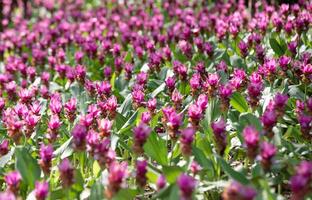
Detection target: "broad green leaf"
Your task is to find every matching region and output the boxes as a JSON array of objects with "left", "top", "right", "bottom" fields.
[
  {"left": 90, "top": 181, "right": 104, "bottom": 200},
  {"left": 15, "top": 147, "right": 41, "bottom": 189},
  {"left": 163, "top": 166, "right": 183, "bottom": 183},
  {"left": 151, "top": 83, "right": 165, "bottom": 98},
  {"left": 143, "top": 132, "right": 168, "bottom": 165},
  {"left": 192, "top": 146, "right": 215, "bottom": 175},
  {"left": 230, "top": 92, "right": 249, "bottom": 113},
  {"left": 269, "top": 38, "right": 285, "bottom": 56},
  {"left": 113, "top": 189, "right": 137, "bottom": 200},
  {"left": 218, "top": 157, "right": 249, "bottom": 185},
  {"left": 54, "top": 137, "right": 73, "bottom": 157},
  {"left": 153, "top": 184, "right": 179, "bottom": 200}
]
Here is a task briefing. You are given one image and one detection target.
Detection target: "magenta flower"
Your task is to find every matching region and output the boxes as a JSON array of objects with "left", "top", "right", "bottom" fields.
[
  {"left": 156, "top": 175, "right": 166, "bottom": 190},
  {"left": 98, "top": 118, "right": 113, "bottom": 137},
  {"left": 238, "top": 40, "right": 248, "bottom": 58},
  {"left": 49, "top": 94, "right": 62, "bottom": 115},
  {"left": 261, "top": 109, "right": 277, "bottom": 137},
  {"left": 72, "top": 123, "right": 88, "bottom": 151},
  {"left": 260, "top": 142, "right": 277, "bottom": 170},
  {"left": 5, "top": 171, "right": 22, "bottom": 194},
  {"left": 222, "top": 181, "right": 257, "bottom": 200},
  {"left": 0, "top": 139, "right": 9, "bottom": 156},
  {"left": 147, "top": 98, "right": 157, "bottom": 113},
  {"left": 188, "top": 103, "right": 202, "bottom": 126},
  {"left": 39, "top": 144, "right": 54, "bottom": 175},
  {"left": 58, "top": 158, "right": 74, "bottom": 188},
  {"left": 133, "top": 123, "right": 151, "bottom": 154},
  {"left": 211, "top": 118, "right": 227, "bottom": 155},
  {"left": 34, "top": 181, "right": 49, "bottom": 200},
  {"left": 243, "top": 126, "right": 259, "bottom": 160},
  {"left": 180, "top": 127, "right": 195, "bottom": 156},
  {"left": 106, "top": 161, "right": 128, "bottom": 198},
  {"left": 141, "top": 111, "right": 152, "bottom": 124},
  {"left": 64, "top": 98, "right": 77, "bottom": 122},
  {"left": 177, "top": 174, "right": 196, "bottom": 200},
  {"left": 190, "top": 161, "right": 202, "bottom": 175},
  {"left": 136, "top": 160, "right": 148, "bottom": 188}
]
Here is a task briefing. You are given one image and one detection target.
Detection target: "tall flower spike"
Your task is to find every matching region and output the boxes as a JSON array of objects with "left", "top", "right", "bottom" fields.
[
  {"left": 58, "top": 158, "right": 74, "bottom": 188},
  {"left": 34, "top": 181, "right": 49, "bottom": 200},
  {"left": 260, "top": 142, "right": 277, "bottom": 171},
  {"left": 133, "top": 123, "right": 151, "bottom": 154},
  {"left": 5, "top": 171, "right": 22, "bottom": 195},
  {"left": 39, "top": 144, "right": 54, "bottom": 175},
  {"left": 136, "top": 160, "right": 148, "bottom": 188},
  {"left": 211, "top": 118, "right": 227, "bottom": 155},
  {"left": 180, "top": 127, "right": 195, "bottom": 156},
  {"left": 243, "top": 126, "right": 259, "bottom": 161}
]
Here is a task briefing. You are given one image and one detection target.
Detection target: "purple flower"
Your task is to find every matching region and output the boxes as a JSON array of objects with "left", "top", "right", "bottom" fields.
[
  {"left": 141, "top": 111, "right": 152, "bottom": 124},
  {"left": 0, "top": 191, "right": 15, "bottom": 200},
  {"left": 39, "top": 144, "right": 54, "bottom": 174},
  {"left": 58, "top": 158, "right": 74, "bottom": 188},
  {"left": 98, "top": 118, "right": 113, "bottom": 137},
  {"left": 106, "top": 161, "right": 128, "bottom": 198},
  {"left": 136, "top": 160, "right": 148, "bottom": 188},
  {"left": 165, "top": 76, "right": 176, "bottom": 91},
  {"left": 35, "top": 181, "right": 49, "bottom": 200},
  {"left": 211, "top": 118, "right": 227, "bottom": 155},
  {"left": 279, "top": 56, "right": 291, "bottom": 71},
  {"left": 180, "top": 127, "right": 195, "bottom": 156},
  {"left": 243, "top": 126, "right": 259, "bottom": 160},
  {"left": 188, "top": 104, "right": 202, "bottom": 125},
  {"left": 72, "top": 123, "right": 88, "bottom": 151},
  {"left": 147, "top": 98, "right": 157, "bottom": 112},
  {"left": 238, "top": 41, "right": 248, "bottom": 58},
  {"left": 64, "top": 98, "right": 77, "bottom": 122},
  {"left": 222, "top": 181, "right": 257, "bottom": 200},
  {"left": 177, "top": 174, "right": 196, "bottom": 200},
  {"left": 133, "top": 123, "right": 151, "bottom": 154},
  {"left": 5, "top": 171, "right": 22, "bottom": 194},
  {"left": 261, "top": 109, "right": 277, "bottom": 131},
  {"left": 0, "top": 139, "right": 9, "bottom": 156},
  {"left": 156, "top": 175, "right": 166, "bottom": 190}
]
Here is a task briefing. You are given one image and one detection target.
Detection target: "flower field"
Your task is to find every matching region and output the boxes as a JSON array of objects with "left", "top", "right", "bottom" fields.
[{"left": 0, "top": 0, "right": 311, "bottom": 199}]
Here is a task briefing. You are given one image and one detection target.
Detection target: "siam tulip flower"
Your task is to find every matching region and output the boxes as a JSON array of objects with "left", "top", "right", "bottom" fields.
[
  {"left": 5, "top": 81, "right": 17, "bottom": 100},
  {"left": 255, "top": 45, "right": 265, "bottom": 63},
  {"left": 219, "top": 84, "right": 233, "bottom": 112},
  {"left": 290, "top": 161, "right": 312, "bottom": 200},
  {"left": 105, "top": 161, "right": 129, "bottom": 199},
  {"left": 261, "top": 109, "right": 277, "bottom": 138},
  {"left": 0, "top": 97, "right": 5, "bottom": 113},
  {"left": 0, "top": 191, "right": 15, "bottom": 200},
  {"left": 194, "top": 95, "right": 208, "bottom": 112},
  {"left": 40, "top": 86, "right": 50, "bottom": 99},
  {"left": 98, "top": 118, "right": 113, "bottom": 137},
  {"left": 96, "top": 81, "right": 111, "bottom": 98},
  {"left": 298, "top": 114, "right": 312, "bottom": 140},
  {"left": 93, "top": 139, "right": 111, "bottom": 167},
  {"left": 58, "top": 158, "right": 74, "bottom": 188},
  {"left": 288, "top": 40, "right": 298, "bottom": 56},
  {"left": 238, "top": 41, "right": 248, "bottom": 58},
  {"left": 106, "top": 95, "right": 118, "bottom": 118},
  {"left": 163, "top": 107, "right": 182, "bottom": 139},
  {"left": 30, "top": 101, "right": 42, "bottom": 116},
  {"left": 156, "top": 175, "right": 166, "bottom": 190},
  {"left": 103, "top": 67, "right": 112, "bottom": 80},
  {"left": 64, "top": 98, "right": 77, "bottom": 122},
  {"left": 188, "top": 103, "right": 202, "bottom": 127},
  {"left": 177, "top": 174, "right": 196, "bottom": 200},
  {"left": 260, "top": 142, "right": 277, "bottom": 171},
  {"left": 74, "top": 51, "right": 84, "bottom": 64},
  {"left": 247, "top": 73, "right": 263, "bottom": 108},
  {"left": 180, "top": 127, "right": 195, "bottom": 156},
  {"left": 307, "top": 97, "right": 312, "bottom": 113},
  {"left": 5, "top": 118, "right": 23, "bottom": 144},
  {"left": 136, "top": 160, "right": 148, "bottom": 188},
  {"left": 39, "top": 144, "right": 53, "bottom": 175},
  {"left": 279, "top": 56, "right": 291, "bottom": 71},
  {"left": 124, "top": 63, "right": 134, "bottom": 80},
  {"left": 49, "top": 94, "right": 62, "bottom": 115},
  {"left": 5, "top": 171, "right": 22, "bottom": 195},
  {"left": 141, "top": 111, "right": 152, "bottom": 124},
  {"left": 14, "top": 103, "right": 28, "bottom": 119},
  {"left": 211, "top": 118, "right": 227, "bottom": 155},
  {"left": 171, "top": 89, "right": 183, "bottom": 109},
  {"left": 0, "top": 139, "right": 9, "bottom": 156},
  {"left": 295, "top": 100, "right": 305, "bottom": 115},
  {"left": 18, "top": 88, "right": 34, "bottom": 104},
  {"left": 190, "top": 161, "right": 202, "bottom": 175},
  {"left": 147, "top": 98, "right": 157, "bottom": 113},
  {"left": 136, "top": 72, "right": 148, "bottom": 86},
  {"left": 34, "top": 181, "right": 49, "bottom": 200},
  {"left": 194, "top": 62, "right": 206, "bottom": 75},
  {"left": 132, "top": 89, "right": 145, "bottom": 108},
  {"left": 47, "top": 115, "right": 61, "bottom": 141},
  {"left": 75, "top": 65, "right": 86, "bottom": 84},
  {"left": 273, "top": 93, "right": 288, "bottom": 116},
  {"left": 86, "top": 130, "right": 100, "bottom": 156},
  {"left": 204, "top": 42, "right": 214, "bottom": 57},
  {"left": 178, "top": 40, "right": 193, "bottom": 58},
  {"left": 72, "top": 123, "right": 88, "bottom": 151},
  {"left": 24, "top": 113, "right": 40, "bottom": 137},
  {"left": 243, "top": 126, "right": 259, "bottom": 161},
  {"left": 41, "top": 72, "right": 50, "bottom": 86},
  {"left": 165, "top": 76, "right": 176, "bottom": 93},
  {"left": 222, "top": 181, "right": 257, "bottom": 200},
  {"left": 190, "top": 73, "right": 201, "bottom": 94},
  {"left": 216, "top": 61, "right": 228, "bottom": 72},
  {"left": 133, "top": 123, "right": 151, "bottom": 154}
]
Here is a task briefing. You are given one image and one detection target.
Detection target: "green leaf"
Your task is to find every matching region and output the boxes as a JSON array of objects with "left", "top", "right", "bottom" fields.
[
  {"left": 15, "top": 147, "right": 41, "bottom": 189},
  {"left": 218, "top": 157, "right": 249, "bottom": 185},
  {"left": 54, "top": 137, "right": 73, "bottom": 157},
  {"left": 269, "top": 38, "right": 285, "bottom": 56},
  {"left": 205, "top": 98, "right": 220, "bottom": 125},
  {"left": 151, "top": 83, "right": 165, "bottom": 98},
  {"left": 90, "top": 181, "right": 104, "bottom": 200},
  {"left": 192, "top": 146, "right": 215, "bottom": 174},
  {"left": 230, "top": 92, "right": 249, "bottom": 113},
  {"left": 237, "top": 113, "right": 262, "bottom": 132},
  {"left": 143, "top": 132, "right": 168, "bottom": 165},
  {"left": 113, "top": 189, "right": 137, "bottom": 200},
  {"left": 153, "top": 184, "right": 179, "bottom": 200},
  {"left": 163, "top": 166, "right": 183, "bottom": 183}
]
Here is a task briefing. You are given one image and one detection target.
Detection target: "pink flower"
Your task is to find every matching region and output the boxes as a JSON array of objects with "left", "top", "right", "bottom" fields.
[
  {"left": 180, "top": 127, "right": 195, "bottom": 156},
  {"left": 5, "top": 171, "right": 22, "bottom": 194},
  {"left": 136, "top": 160, "right": 148, "bottom": 188},
  {"left": 177, "top": 174, "right": 196, "bottom": 200},
  {"left": 34, "top": 181, "right": 49, "bottom": 200},
  {"left": 156, "top": 175, "right": 166, "bottom": 190},
  {"left": 58, "top": 158, "right": 74, "bottom": 188}
]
